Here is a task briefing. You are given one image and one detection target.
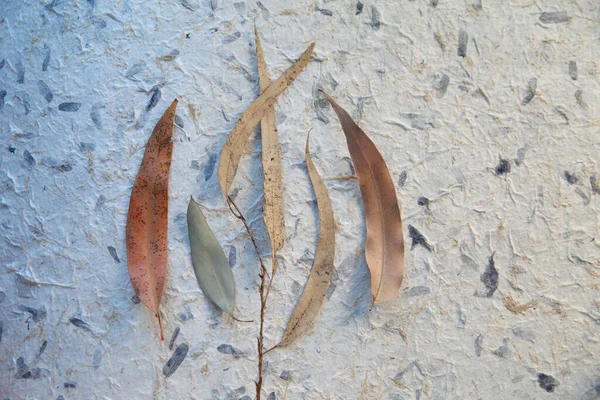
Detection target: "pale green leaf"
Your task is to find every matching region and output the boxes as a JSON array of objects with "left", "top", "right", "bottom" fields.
[{"left": 187, "top": 197, "right": 235, "bottom": 315}]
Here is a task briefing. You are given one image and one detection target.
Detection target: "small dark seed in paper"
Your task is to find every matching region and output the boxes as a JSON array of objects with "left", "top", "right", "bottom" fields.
[
  {"left": 564, "top": 171, "right": 578, "bottom": 184},
  {"left": 69, "top": 317, "right": 91, "bottom": 330},
  {"left": 169, "top": 326, "right": 180, "bottom": 350},
  {"left": 91, "top": 107, "right": 103, "bottom": 129},
  {"left": 495, "top": 158, "right": 511, "bottom": 175},
  {"left": 42, "top": 46, "right": 51, "bottom": 71},
  {"left": 371, "top": 6, "right": 381, "bottom": 30},
  {"left": 125, "top": 62, "right": 146, "bottom": 79},
  {"left": 179, "top": 311, "right": 194, "bottom": 321},
  {"left": 222, "top": 32, "right": 241, "bottom": 44},
  {"left": 355, "top": 1, "right": 363, "bottom": 14},
  {"left": 20, "top": 305, "right": 47, "bottom": 322},
  {"left": 0, "top": 90, "right": 6, "bottom": 110},
  {"left": 146, "top": 88, "right": 161, "bottom": 111},
  {"left": 37, "top": 80, "right": 53, "bottom": 103},
  {"left": 408, "top": 286, "right": 430, "bottom": 297},
  {"left": 37, "top": 340, "right": 48, "bottom": 358},
  {"left": 417, "top": 196, "right": 429, "bottom": 207},
  {"left": 316, "top": 8, "right": 333, "bottom": 16},
  {"left": 408, "top": 225, "right": 432, "bottom": 251},
  {"left": 175, "top": 114, "right": 184, "bottom": 128},
  {"left": 539, "top": 11, "right": 569, "bottom": 24},
  {"left": 568, "top": 61, "right": 577, "bottom": 80},
  {"left": 78, "top": 142, "right": 96, "bottom": 152},
  {"left": 457, "top": 29, "right": 468, "bottom": 57},
  {"left": 436, "top": 74, "right": 449, "bottom": 98},
  {"left": 107, "top": 246, "right": 120, "bottom": 263},
  {"left": 23, "top": 150, "right": 36, "bottom": 168},
  {"left": 58, "top": 102, "right": 81, "bottom": 112},
  {"left": 16, "top": 61, "right": 25, "bottom": 83},
  {"left": 398, "top": 171, "right": 407, "bottom": 187},
  {"left": 163, "top": 343, "right": 189, "bottom": 377},
  {"left": 537, "top": 373, "right": 559, "bottom": 393},
  {"left": 280, "top": 370, "right": 292, "bottom": 381},
  {"left": 179, "top": 0, "right": 199, "bottom": 11},
  {"left": 480, "top": 254, "right": 498, "bottom": 297},
  {"left": 228, "top": 246, "right": 236, "bottom": 267},
  {"left": 217, "top": 343, "right": 243, "bottom": 357},
  {"left": 204, "top": 153, "right": 217, "bottom": 181},
  {"left": 475, "top": 334, "right": 483, "bottom": 356},
  {"left": 257, "top": 1, "right": 270, "bottom": 20},
  {"left": 522, "top": 78, "right": 537, "bottom": 105}
]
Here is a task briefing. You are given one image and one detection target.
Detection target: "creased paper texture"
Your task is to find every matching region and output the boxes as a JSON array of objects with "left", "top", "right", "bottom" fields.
[{"left": 1, "top": 0, "right": 599, "bottom": 399}]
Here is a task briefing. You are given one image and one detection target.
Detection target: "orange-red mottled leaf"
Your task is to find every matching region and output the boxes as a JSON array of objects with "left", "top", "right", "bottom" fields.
[{"left": 126, "top": 99, "right": 178, "bottom": 340}]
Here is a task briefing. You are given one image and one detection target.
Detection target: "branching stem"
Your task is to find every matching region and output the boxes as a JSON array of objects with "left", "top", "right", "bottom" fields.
[{"left": 226, "top": 196, "right": 269, "bottom": 400}]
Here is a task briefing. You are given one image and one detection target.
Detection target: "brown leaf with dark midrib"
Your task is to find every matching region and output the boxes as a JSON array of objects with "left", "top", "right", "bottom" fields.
[
  {"left": 255, "top": 25, "right": 285, "bottom": 275},
  {"left": 320, "top": 91, "right": 404, "bottom": 305},
  {"left": 126, "top": 99, "right": 178, "bottom": 340},
  {"left": 279, "top": 133, "right": 336, "bottom": 346}
]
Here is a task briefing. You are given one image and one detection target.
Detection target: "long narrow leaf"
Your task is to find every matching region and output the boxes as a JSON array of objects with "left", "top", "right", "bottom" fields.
[
  {"left": 279, "top": 133, "right": 336, "bottom": 346},
  {"left": 187, "top": 197, "right": 235, "bottom": 315},
  {"left": 255, "top": 25, "right": 285, "bottom": 275},
  {"left": 218, "top": 42, "right": 315, "bottom": 197},
  {"left": 126, "top": 99, "right": 178, "bottom": 340},
  {"left": 321, "top": 91, "right": 405, "bottom": 304}
]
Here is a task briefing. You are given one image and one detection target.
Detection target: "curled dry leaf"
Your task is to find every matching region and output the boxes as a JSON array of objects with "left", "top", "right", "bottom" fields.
[
  {"left": 126, "top": 99, "right": 178, "bottom": 340},
  {"left": 255, "top": 25, "right": 285, "bottom": 275},
  {"left": 218, "top": 41, "right": 315, "bottom": 197},
  {"left": 187, "top": 197, "right": 235, "bottom": 315},
  {"left": 321, "top": 91, "right": 405, "bottom": 305},
  {"left": 279, "top": 133, "right": 336, "bottom": 347}
]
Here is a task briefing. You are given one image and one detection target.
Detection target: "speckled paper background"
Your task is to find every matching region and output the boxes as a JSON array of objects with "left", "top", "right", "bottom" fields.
[{"left": 1, "top": 0, "right": 600, "bottom": 399}]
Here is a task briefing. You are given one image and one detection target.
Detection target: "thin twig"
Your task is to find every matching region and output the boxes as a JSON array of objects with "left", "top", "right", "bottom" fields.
[
  {"left": 262, "top": 343, "right": 280, "bottom": 356},
  {"left": 226, "top": 196, "right": 267, "bottom": 274},
  {"left": 264, "top": 258, "right": 277, "bottom": 301},
  {"left": 226, "top": 196, "right": 269, "bottom": 400},
  {"left": 230, "top": 314, "right": 254, "bottom": 323}
]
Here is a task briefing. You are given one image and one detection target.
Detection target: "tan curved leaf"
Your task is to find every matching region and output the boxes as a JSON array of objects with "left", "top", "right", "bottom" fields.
[
  {"left": 218, "top": 42, "right": 315, "bottom": 197},
  {"left": 126, "top": 99, "right": 178, "bottom": 340},
  {"left": 321, "top": 91, "right": 404, "bottom": 305},
  {"left": 279, "top": 133, "right": 336, "bottom": 346},
  {"left": 255, "top": 25, "right": 285, "bottom": 275}
]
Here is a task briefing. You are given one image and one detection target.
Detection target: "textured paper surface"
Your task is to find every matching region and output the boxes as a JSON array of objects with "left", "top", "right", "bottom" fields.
[{"left": 1, "top": 1, "right": 599, "bottom": 399}]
